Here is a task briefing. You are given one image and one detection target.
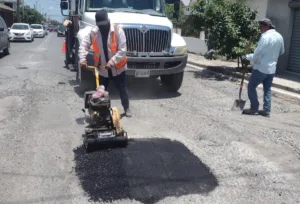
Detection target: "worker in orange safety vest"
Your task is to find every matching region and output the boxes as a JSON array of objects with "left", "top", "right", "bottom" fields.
[{"left": 79, "top": 10, "right": 131, "bottom": 117}]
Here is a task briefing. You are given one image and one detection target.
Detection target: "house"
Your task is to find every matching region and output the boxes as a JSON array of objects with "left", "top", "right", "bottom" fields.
[
  {"left": 248, "top": 0, "right": 300, "bottom": 74},
  {"left": 181, "top": 0, "right": 197, "bottom": 15},
  {"left": 0, "top": 3, "right": 15, "bottom": 27},
  {"left": 0, "top": 0, "right": 24, "bottom": 27},
  {"left": 0, "top": 0, "right": 22, "bottom": 11}
]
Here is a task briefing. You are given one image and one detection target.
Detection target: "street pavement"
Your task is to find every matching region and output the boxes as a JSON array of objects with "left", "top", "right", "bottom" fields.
[{"left": 0, "top": 33, "right": 300, "bottom": 204}]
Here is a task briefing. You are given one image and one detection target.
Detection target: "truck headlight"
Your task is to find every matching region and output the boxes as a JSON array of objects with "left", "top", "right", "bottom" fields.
[{"left": 173, "top": 45, "right": 187, "bottom": 55}]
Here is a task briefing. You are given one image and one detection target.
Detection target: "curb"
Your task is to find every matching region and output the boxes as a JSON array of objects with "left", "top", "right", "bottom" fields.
[{"left": 187, "top": 60, "right": 300, "bottom": 95}]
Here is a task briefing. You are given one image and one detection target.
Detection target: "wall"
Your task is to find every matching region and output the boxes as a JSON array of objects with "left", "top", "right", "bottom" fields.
[
  {"left": 245, "top": 0, "right": 268, "bottom": 20},
  {"left": 266, "top": 0, "right": 292, "bottom": 74},
  {"left": 183, "top": 36, "right": 208, "bottom": 55}
]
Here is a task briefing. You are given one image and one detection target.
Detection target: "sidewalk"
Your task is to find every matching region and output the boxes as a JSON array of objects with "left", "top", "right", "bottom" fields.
[{"left": 187, "top": 53, "right": 300, "bottom": 95}]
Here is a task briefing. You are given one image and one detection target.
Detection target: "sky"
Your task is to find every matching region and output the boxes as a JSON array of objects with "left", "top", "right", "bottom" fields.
[{"left": 24, "top": 0, "right": 64, "bottom": 21}]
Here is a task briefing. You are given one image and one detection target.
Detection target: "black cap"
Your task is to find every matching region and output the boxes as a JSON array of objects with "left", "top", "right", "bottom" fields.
[
  {"left": 95, "top": 10, "right": 109, "bottom": 26},
  {"left": 258, "top": 18, "right": 275, "bottom": 28}
]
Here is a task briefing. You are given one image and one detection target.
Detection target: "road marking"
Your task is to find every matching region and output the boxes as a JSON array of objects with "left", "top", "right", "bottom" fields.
[{"left": 187, "top": 63, "right": 300, "bottom": 100}]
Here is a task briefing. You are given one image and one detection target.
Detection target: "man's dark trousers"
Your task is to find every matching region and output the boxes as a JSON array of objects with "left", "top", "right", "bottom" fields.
[
  {"left": 99, "top": 71, "right": 129, "bottom": 111},
  {"left": 247, "top": 69, "right": 275, "bottom": 113}
]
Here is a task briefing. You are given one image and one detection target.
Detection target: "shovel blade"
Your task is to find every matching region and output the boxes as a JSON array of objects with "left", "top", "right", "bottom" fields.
[{"left": 231, "top": 99, "right": 246, "bottom": 111}]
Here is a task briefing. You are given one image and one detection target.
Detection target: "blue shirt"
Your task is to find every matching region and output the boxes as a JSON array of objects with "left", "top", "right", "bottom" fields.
[{"left": 246, "top": 29, "right": 285, "bottom": 74}]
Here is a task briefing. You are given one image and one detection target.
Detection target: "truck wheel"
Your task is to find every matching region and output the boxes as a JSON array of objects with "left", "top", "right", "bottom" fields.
[{"left": 160, "top": 72, "right": 184, "bottom": 92}]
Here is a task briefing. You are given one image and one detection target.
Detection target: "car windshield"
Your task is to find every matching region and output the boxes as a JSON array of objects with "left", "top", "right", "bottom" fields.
[
  {"left": 11, "top": 24, "right": 29, "bottom": 30},
  {"left": 31, "top": 25, "right": 43, "bottom": 29},
  {"left": 85, "top": 0, "right": 165, "bottom": 16}
]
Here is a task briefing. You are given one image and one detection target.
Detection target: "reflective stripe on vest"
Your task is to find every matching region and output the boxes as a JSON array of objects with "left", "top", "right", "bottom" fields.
[{"left": 92, "top": 25, "right": 128, "bottom": 68}]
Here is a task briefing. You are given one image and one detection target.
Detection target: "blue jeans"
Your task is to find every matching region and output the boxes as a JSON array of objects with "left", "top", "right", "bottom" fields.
[
  {"left": 99, "top": 72, "right": 129, "bottom": 110},
  {"left": 247, "top": 70, "right": 274, "bottom": 113}
]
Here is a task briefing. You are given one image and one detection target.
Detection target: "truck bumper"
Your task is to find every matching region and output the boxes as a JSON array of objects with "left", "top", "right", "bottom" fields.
[
  {"left": 126, "top": 54, "right": 188, "bottom": 76},
  {"left": 85, "top": 53, "right": 188, "bottom": 76}
]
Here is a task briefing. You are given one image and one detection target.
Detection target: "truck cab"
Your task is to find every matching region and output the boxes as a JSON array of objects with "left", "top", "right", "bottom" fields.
[{"left": 60, "top": 0, "right": 187, "bottom": 92}]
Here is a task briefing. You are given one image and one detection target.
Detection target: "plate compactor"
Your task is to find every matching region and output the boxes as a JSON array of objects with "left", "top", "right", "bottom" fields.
[{"left": 82, "top": 65, "right": 128, "bottom": 152}]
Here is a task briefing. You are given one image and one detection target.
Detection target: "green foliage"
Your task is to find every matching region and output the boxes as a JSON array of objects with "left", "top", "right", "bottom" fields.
[
  {"left": 190, "top": 0, "right": 260, "bottom": 60},
  {"left": 49, "top": 20, "right": 62, "bottom": 26},
  {"left": 18, "top": 6, "right": 45, "bottom": 24},
  {"left": 165, "top": 4, "right": 185, "bottom": 28}
]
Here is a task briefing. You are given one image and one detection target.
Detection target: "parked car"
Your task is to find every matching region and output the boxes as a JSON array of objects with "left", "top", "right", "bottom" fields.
[
  {"left": 30, "top": 24, "right": 45, "bottom": 38},
  {"left": 43, "top": 25, "right": 48, "bottom": 35},
  {"left": 57, "top": 25, "right": 66, "bottom": 37},
  {"left": 0, "top": 16, "right": 10, "bottom": 55},
  {"left": 8, "top": 23, "right": 34, "bottom": 42}
]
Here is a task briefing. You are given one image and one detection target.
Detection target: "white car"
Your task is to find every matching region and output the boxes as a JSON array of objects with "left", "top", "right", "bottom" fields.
[
  {"left": 31, "top": 24, "right": 45, "bottom": 38},
  {"left": 9, "top": 23, "right": 34, "bottom": 42}
]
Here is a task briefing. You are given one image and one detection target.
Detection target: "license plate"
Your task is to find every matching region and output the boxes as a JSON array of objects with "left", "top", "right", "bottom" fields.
[
  {"left": 97, "top": 132, "right": 114, "bottom": 138},
  {"left": 135, "top": 70, "right": 150, "bottom": 78}
]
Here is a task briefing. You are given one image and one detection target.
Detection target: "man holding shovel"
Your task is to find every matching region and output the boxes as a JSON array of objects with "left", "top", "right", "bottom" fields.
[{"left": 242, "top": 18, "right": 285, "bottom": 117}]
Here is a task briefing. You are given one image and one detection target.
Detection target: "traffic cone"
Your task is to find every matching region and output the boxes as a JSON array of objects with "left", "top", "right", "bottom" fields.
[{"left": 62, "top": 41, "right": 66, "bottom": 53}]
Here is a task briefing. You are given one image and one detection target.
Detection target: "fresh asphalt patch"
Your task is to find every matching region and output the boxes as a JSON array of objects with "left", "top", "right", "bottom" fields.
[{"left": 73, "top": 138, "right": 218, "bottom": 204}]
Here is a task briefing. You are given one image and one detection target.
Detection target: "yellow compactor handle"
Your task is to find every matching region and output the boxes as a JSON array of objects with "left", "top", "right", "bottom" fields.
[{"left": 87, "top": 65, "right": 105, "bottom": 88}]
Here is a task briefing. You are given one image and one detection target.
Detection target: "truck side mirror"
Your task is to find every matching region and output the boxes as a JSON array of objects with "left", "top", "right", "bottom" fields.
[{"left": 60, "top": 0, "right": 69, "bottom": 10}]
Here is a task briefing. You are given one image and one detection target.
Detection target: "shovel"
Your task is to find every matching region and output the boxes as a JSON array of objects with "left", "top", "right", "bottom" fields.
[
  {"left": 231, "top": 37, "right": 253, "bottom": 111},
  {"left": 231, "top": 62, "right": 247, "bottom": 111}
]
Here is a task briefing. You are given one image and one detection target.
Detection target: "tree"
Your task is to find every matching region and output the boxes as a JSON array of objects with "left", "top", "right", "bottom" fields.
[
  {"left": 18, "top": 6, "right": 45, "bottom": 24},
  {"left": 49, "top": 20, "right": 62, "bottom": 25},
  {"left": 190, "top": 0, "right": 260, "bottom": 61},
  {"left": 165, "top": 3, "right": 199, "bottom": 37},
  {"left": 165, "top": 4, "right": 185, "bottom": 29}
]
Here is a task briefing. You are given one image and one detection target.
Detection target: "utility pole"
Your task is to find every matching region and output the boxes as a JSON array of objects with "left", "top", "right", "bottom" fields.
[{"left": 16, "top": 0, "right": 21, "bottom": 22}]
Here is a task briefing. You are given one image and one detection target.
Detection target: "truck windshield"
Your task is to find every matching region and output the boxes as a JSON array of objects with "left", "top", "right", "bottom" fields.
[{"left": 85, "top": 0, "right": 165, "bottom": 16}]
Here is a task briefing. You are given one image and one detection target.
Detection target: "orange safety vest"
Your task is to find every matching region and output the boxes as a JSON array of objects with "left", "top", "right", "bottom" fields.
[{"left": 92, "top": 25, "right": 128, "bottom": 69}]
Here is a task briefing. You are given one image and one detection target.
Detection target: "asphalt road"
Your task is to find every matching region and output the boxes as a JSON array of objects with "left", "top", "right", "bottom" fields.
[{"left": 0, "top": 33, "right": 300, "bottom": 204}]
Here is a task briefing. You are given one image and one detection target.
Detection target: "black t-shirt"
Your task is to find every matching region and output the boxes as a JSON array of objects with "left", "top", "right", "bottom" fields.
[
  {"left": 101, "top": 31, "right": 109, "bottom": 64},
  {"left": 100, "top": 30, "right": 112, "bottom": 77}
]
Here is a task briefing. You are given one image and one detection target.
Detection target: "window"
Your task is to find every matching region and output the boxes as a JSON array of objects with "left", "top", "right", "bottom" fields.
[
  {"left": 85, "top": 0, "right": 165, "bottom": 16},
  {"left": 11, "top": 24, "right": 30, "bottom": 30},
  {"left": 31, "top": 25, "right": 43, "bottom": 29},
  {"left": 0, "top": 18, "right": 4, "bottom": 29}
]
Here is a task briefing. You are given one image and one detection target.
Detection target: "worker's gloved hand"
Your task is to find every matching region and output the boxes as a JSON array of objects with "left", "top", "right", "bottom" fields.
[
  {"left": 105, "top": 62, "right": 112, "bottom": 70},
  {"left": 80, "top": 61, "right": 87, "bottom": 69},
  {"left": 240, "top": 55, "right": 250, "bottom": 67}
]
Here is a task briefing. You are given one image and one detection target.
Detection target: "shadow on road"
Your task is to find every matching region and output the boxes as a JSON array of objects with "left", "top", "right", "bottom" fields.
[
  {"left": 187, "top": 69, "right": 240, "bottom": 82},
  {"left": 73, "top": 138, "right": 218, "bottom": 204},
  {"left": 70, "top": 77, "right": 182, "bottom": 100}
]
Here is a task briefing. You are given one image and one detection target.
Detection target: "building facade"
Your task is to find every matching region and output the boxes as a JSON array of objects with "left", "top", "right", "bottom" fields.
[{"left": 249, "top": 0, "right": 300, "bottom": 74}]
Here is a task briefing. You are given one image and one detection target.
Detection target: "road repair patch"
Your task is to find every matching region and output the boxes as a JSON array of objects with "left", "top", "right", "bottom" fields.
[{"left": 73, "top": 138, "right": 218, "bottom": 203}]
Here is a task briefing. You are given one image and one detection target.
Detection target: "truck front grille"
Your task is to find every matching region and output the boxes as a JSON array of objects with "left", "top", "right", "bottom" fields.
[{"left": 123, "top": 28, "right": 171, "bottom": 53}]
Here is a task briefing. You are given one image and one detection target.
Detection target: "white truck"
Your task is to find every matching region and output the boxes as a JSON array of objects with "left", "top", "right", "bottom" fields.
[{"left": 60, "top": 0, "right": 187, "bottom": 92}]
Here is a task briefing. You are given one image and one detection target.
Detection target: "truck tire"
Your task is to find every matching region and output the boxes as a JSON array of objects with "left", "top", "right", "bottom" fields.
[{"left": 160, "top": 71, "right": 184, "bottom": 92}]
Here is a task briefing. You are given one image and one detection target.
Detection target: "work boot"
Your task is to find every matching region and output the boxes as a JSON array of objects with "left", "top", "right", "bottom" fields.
[
  {"left": 259, "top": 110, "right": 270, "bottom": 118},
  {"left": 125, "top": 108, "right": 132, "bottom": 118},
  {"left": 242, "top": 108, "right": 258, "bottom": 115}
]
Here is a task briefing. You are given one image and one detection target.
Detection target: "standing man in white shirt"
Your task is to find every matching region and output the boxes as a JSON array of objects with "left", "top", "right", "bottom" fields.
[{"left": 242, "top": 18, "right": 285, "bottom": 117}]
